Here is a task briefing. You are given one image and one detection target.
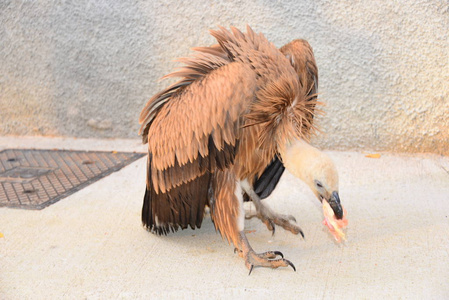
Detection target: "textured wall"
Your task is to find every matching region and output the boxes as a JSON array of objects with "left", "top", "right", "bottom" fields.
[{"left": 1, "top": 1, "right": 448, "bottom": 154}]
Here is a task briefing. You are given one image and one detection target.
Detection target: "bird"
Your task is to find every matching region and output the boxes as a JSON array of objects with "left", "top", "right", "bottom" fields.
[{"left": 138, "top": 25, "right": 344, "bottom": 273}]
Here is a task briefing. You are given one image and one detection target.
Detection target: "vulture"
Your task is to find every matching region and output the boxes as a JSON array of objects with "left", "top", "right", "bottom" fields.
[{"left": 138, "top": 25, "right": 344, "bottom": 273}]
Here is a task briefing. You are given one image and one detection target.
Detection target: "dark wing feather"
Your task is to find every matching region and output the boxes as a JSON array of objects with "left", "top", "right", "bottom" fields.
[
  {"left": 142, "top": 153, "right": 211, "bottom": 234},
  {"left": 253, "top": 156, "right": 285, "bottom": 199}
]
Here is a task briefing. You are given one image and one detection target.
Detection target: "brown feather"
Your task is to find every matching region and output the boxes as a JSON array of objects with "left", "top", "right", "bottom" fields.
[
  {"left": 280, "top": 39, "right": 320, "bottom": 135},
  {"left": 139, "top": 25, "right": 321, "bottom": 243},
  {"left": 210, "top": 170, "right": 241, "bottom": 247}
]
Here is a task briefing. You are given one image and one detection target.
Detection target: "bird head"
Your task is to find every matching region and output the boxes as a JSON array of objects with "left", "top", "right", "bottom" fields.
[{"left": 280, "top": 139, "right": 343, "bottom": 219}]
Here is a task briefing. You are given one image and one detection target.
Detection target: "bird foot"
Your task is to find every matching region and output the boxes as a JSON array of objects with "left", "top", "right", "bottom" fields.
[
  {"left": 246, "top": 250, "right": 296, "bottom": 275},
  {"left": 246, "top": 203, "right": 304, "bottom": 238},
  {"left": 236, "top": 232, "right": 296, "bottom": 274}
]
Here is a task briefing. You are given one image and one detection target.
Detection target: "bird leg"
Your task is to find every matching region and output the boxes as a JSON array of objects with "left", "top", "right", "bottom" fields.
[
  {"left": 236, "top": 231, "right": 296, "bottom": 274},
  {"left": 211, "top": 172, "right": 296, "bottom": 273},
  {"left": 243, "top": 182, "right": 304, "bottom": 237}
]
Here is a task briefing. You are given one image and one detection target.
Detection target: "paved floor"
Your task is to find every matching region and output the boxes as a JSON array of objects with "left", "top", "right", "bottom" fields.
[{"left": 1, "top": 136, "right": 448, "bottom": 299}]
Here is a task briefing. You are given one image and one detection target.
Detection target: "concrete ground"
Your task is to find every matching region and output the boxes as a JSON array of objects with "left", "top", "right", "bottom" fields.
[{"left": 0, "top": 136, "right": 448, "bottom": 299}]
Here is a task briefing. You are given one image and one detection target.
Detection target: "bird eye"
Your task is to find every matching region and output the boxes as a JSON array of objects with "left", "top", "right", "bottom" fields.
[{"left": 315, "top": 181, "right": 323, "bottom": 188}]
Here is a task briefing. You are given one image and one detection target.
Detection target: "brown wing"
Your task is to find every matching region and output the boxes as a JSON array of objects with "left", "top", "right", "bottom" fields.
[
  {"left": 141, "top": 62, "right": 258, "bottom": 234},
  {"left": 139, "top": 51, "right": 230, "bottom": 143}
]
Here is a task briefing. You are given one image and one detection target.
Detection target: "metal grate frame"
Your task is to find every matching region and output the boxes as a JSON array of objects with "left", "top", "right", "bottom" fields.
[{"left": 0, "top": 149, "right": 145, "bottom": 209}]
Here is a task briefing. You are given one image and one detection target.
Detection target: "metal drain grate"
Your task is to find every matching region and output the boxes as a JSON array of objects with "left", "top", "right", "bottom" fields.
[{"left": 0, "top": 149, "right": 145, "bottom": 209}]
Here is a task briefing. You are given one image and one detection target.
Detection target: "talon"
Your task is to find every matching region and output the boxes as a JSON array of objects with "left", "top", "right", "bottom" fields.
[
  {"left": 249, "top": 201, "right": 302, "bottom": 236},
  {"left": 248, "top": 265, "right": 254, "bottom": 276},
  {"left": 285, "top": 259, "right": 296, "bottom": 272},
  {"left": 262, "top": 218, "right": 275, "bottom": 234},
  {"left": 238, "top": 231, "right": 296, "bottom": 273},
  {"left": 260, "top": 251, "right": 283, "bottom": 259},
  {"left": 273, "top": 251, "right": 284, "bottom": 258}
]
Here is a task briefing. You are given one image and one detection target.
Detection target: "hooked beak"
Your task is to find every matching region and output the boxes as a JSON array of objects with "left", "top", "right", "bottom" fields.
[
  {"left": 321, "top": 191, "right": 343, "bottom": 219},
  {"left": 329, "top": 191, "right": 343, "bottom": 219}
]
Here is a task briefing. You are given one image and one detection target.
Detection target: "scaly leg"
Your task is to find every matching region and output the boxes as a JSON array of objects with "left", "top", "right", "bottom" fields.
[
  {"left": 211, "top": 171, "right": 296, "bottom": 274},
  {"left": 242, "top": 180, "right": 304, "bottom": 237}
]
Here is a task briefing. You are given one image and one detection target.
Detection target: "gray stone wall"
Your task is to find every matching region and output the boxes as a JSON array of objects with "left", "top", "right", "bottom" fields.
[{"left": 1, "top": 1, "right": 448, "bottom": 154}]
